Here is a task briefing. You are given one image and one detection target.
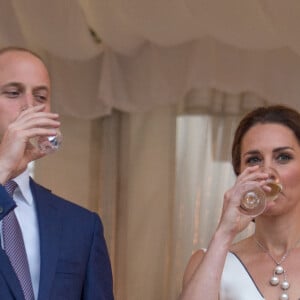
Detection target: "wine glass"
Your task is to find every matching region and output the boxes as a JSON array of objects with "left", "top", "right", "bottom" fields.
[{"left": 239, "top": 167, "right": 283, "bottom": 217}]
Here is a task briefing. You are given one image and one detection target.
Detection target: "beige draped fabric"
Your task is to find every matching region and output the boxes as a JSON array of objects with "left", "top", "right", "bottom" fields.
[
  {"left": 35, "top": 93, "right": 260, "bottom": 299},
  {"left": 1, "top": 1, "right": 300, "bottom": 117},
  {"left": 4, "top": 1, "right": 300, "bottom": 298}
]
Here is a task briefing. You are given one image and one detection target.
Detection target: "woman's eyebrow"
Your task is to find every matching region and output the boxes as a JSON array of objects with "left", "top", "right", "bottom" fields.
[
  {"left": 242, "top": 150, "right": 260, "bottom": 157},
  {"left": 273, "top": 146, "right": 294, "bottom": 153}
]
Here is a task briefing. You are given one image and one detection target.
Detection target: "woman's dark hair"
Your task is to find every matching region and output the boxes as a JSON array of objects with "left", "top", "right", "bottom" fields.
[{"left": 231, "top": 105, "right": 300, "bottom": 175}]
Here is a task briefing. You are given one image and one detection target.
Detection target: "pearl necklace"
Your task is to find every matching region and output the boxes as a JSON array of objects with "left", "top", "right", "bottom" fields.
[{"left": 254, "top": 238, "right": 293, "bottom": 300}]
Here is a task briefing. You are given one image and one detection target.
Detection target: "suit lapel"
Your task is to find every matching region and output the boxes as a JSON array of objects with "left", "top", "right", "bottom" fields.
[
  {"left": 0, "top": 185, "right": 26, "bottom": 299},
  {"left": 30, "top": 180, "right": 62, "bottom": 300},
  {"left": 0, "top": 249, "right": 25, "bottom": 299}
]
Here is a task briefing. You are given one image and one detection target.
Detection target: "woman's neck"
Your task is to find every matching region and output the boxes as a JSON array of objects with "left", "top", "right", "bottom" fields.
[{"left": 254, "top": 213, "right": 300, "bottom": 255}]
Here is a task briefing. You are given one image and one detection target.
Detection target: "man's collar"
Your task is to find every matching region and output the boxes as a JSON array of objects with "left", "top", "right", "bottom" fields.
[{"left": 13, "top": 168, "right": 33, "bottom": 205}]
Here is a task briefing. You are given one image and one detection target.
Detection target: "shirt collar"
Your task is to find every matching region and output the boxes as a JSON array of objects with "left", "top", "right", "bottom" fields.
[{"left": 13, "top": 168, "right": 33, "bottom": 205}]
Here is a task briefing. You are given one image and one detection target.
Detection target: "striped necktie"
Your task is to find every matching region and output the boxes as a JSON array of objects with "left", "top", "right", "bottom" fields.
[{"left": 2, "top": 180, "right": 34, "bottom": 300}]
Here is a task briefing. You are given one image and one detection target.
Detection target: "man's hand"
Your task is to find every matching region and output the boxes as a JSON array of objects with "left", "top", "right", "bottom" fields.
[{"left": 0, "top": 105, "right": 60, "bottom": 183}]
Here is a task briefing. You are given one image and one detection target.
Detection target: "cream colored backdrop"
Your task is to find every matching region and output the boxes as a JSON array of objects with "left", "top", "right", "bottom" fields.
[
  {"left": 34, "top": 94, "right": 262, "bottom": 300},
  {"left": 1, "top": 1, "right": 300, "bottom": 298}
]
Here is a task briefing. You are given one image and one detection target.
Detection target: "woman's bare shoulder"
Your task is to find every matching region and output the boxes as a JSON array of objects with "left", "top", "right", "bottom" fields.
[{"left": 182, "top": 249, "right": 206, "bottom": 287}]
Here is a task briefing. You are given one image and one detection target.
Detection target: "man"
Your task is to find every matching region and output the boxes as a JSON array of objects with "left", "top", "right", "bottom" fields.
[{"left": 0, "top": 47, "right": 114, "bottom": 299}]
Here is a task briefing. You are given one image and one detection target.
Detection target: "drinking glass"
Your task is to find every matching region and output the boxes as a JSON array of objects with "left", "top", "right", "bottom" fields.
[
  {"left": 239, "top": 167, "right": 282, "bottom": 217},
  {"left": 35, "top": 128, "right": 63, "bottom": 154},
  {"left": 20, "top": 105, "right": 63, "bottom": 154}
]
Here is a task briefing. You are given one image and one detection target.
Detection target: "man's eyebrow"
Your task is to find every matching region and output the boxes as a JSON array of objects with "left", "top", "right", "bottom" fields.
[
  {"left": 0, "top": 82, "right": 23, "bottom": 88},
  {"left": 32, "top": 86, "right": 49, "bottom": 93}
]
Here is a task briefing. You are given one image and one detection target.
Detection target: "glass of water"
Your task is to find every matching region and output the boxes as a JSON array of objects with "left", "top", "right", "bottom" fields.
[{"left": 35, "top": 128, "right": 63, "bottom": 154}]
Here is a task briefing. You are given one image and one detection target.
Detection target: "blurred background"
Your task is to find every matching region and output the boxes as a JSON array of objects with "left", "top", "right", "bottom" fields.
[{"left": 1, "top": 1, "right": 300, "bottom": 299}]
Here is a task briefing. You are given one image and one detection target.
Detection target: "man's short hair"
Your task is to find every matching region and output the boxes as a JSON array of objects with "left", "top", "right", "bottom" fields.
[
  {"left": 0, "top": 46, "right": 50, "bottom": 78},
  {"left": 0, "top": 46, "right": 48, "bottom": 68}
]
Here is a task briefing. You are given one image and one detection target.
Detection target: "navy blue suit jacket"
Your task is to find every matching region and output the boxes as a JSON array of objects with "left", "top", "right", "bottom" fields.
[{"left": 0, "top": 178, "right": 114, "bottom": 300}]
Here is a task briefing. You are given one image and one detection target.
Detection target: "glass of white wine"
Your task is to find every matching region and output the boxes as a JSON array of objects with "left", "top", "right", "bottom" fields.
[{"left": 239, "top": 167, "right": 283, "bottom": 217}]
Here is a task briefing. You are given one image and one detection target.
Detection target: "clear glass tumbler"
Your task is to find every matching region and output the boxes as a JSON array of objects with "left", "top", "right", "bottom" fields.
[{"left": 35, "top": 128, "right": 63, "bottom": 154}]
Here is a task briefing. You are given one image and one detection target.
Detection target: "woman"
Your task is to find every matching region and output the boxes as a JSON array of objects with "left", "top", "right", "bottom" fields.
[{"left": 180, "top": 105, "right": 300, "bottom": 300}]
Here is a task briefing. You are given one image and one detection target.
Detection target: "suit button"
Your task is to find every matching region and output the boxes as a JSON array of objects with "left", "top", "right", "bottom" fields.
[{"left": 0, "top": 207, "right": 3, "bottom": 214}]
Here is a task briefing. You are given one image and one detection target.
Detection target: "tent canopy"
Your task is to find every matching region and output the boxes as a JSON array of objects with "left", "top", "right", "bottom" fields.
[{"left": 1, "top": 0, "right": 300, "bottom": 118}]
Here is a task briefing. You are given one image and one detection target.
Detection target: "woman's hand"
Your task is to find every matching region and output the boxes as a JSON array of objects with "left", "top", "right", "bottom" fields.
[
  {"left": 180, "top": 165, "right": 269, "bottom": 300},
  {"left": 218, "top": 165, "right": 268, "bottom": 237}
]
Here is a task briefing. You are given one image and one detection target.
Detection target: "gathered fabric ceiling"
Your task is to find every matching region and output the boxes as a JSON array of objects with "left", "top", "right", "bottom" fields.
[{"left": 1, "top": 0, "right": 300, "bottom": 118}]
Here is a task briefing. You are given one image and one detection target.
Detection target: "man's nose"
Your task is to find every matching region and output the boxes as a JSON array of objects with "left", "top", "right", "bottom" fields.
[{"left": 20, "top": 94, "right": 34, "bottom": 110}]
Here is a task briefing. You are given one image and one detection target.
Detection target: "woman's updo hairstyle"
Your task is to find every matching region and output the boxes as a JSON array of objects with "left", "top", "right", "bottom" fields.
[{"left": 231, "top": 105, "right": 300, "bottom": 176}]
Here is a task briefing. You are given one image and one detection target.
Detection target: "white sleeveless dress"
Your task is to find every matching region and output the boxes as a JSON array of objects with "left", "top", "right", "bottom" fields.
[{"left": 220, "top": 252, "right": 264, "bottom": 300}]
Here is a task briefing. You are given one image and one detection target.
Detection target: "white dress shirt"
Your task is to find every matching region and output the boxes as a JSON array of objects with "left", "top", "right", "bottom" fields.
[{"left": 0, "top": 169, "right": 40, "bottom": 299}]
